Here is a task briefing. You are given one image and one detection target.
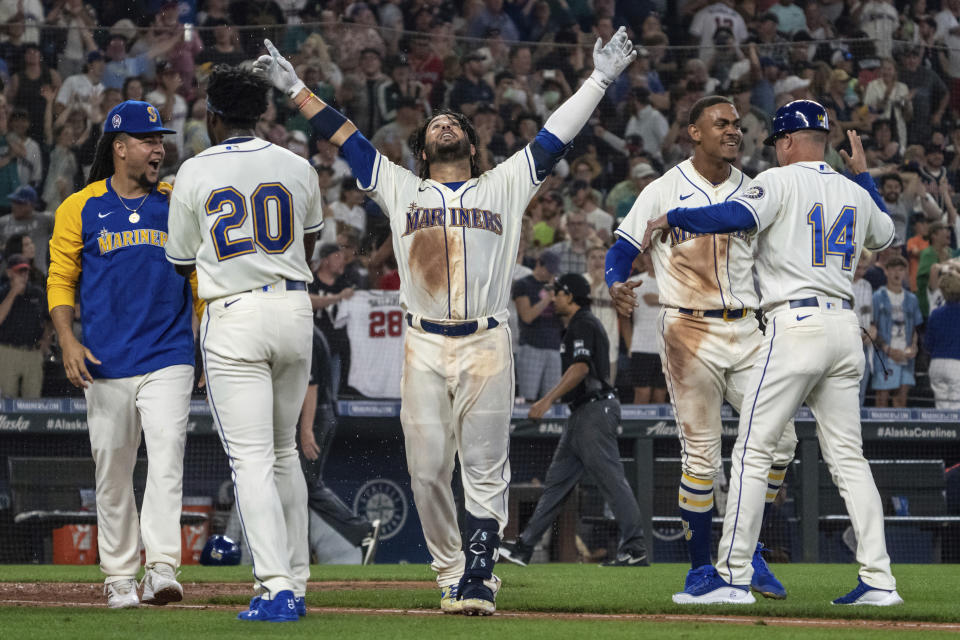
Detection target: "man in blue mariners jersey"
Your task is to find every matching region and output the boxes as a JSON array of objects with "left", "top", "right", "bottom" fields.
[{"left": 47, "top": 100, "right": 196, "bottom": 610}]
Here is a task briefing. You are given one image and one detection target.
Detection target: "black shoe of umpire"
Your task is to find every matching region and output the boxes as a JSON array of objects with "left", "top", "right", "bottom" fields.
[
  {"left": 499, "top": 539, "right": 533, "bottom": 567},
  {"left": 361, "top": 519, "right": 381, "bottom": 565},
  {"left": 600, "top": 549, "right": 650, "bottom": 567}
]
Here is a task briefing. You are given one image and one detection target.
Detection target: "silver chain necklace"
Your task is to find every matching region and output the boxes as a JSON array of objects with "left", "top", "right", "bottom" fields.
[{"left": 117, "top": 191, "right": 150, "bottom": 224}]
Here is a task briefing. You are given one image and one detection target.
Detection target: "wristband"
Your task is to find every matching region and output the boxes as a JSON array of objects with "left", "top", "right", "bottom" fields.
[
  {"left": 296, "top": 91, "right": 314, "bottom": 110},
  {"left": 589, "top": 69, "right": 613, "bottom": 90}
]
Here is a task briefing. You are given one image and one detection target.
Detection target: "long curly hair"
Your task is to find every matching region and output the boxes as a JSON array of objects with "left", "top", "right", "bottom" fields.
[
  {"left": 207, "top": 64, "right": 270, "bottom": 129},
  {"left": 409, "top": 109, "right": 480, "bottom": 180},
  {"left": 86, "top": 131, "right": 121, "bottom": 185}
]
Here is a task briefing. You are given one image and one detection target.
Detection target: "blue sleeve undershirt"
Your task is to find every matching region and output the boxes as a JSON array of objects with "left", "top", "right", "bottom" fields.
[
  {"left": 666, "top": 201, "right": 757, "bottom": 234},
  {"left": 530, "top": 129, "right": 570, "bottom": 181},
  {"left": 850, "top": 171, "right": 889, "bottom": 213},
  {"left": 340, "top": 131, "right": 377, "bottom": 188},
  {"left": 604, "top": 237, "right": 639, "bottom": 288}
]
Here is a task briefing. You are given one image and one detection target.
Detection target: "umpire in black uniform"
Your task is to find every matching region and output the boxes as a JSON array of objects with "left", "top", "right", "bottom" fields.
[
  {"left": 299, "top": 327, "right": 380, "bottom": 563},
  {"left": 500, "top": 273, "right": 648, "bottom": 567}
]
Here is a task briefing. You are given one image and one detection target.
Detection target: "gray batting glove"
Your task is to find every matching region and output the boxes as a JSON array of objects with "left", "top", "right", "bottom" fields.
[
  {"left": 253, "top": 38, "right": 306, "bottom": 99},
  {"left": 590, "top": 26, "right": 637, "bottom": 89}
]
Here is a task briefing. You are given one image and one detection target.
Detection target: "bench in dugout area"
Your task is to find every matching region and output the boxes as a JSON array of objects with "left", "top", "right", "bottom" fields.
[
  {"left": 8, "top": 457, "right": 208, "bottom": 563},
  {"left": 818, "top": 459, "right": 960, "bottom": 563}
]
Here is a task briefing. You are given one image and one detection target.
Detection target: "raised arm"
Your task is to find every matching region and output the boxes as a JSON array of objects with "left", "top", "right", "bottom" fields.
[
  {"left": 254, "top": 39, "right": 376, "bottom": 186},
  {"left": 528, "top": 28, "right": 637, "bottom": 179}
]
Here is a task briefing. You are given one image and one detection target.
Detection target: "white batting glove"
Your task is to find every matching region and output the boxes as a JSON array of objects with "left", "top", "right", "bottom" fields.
[
  {"left": 253, "top": 38, "right": 306, "bottom": 99},
  {"left": 590, "top": 26, "right": 637, "bottom": 89}
]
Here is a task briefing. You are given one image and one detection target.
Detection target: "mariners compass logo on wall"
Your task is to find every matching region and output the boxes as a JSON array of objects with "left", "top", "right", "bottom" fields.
[{"left": 353, "top": 478, "right": 408, "bottom": 540}]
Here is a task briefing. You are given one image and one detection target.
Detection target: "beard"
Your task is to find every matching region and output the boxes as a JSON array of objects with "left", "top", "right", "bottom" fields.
[{"left": 424, "top": 135, "right": 471, "bottom": 165}]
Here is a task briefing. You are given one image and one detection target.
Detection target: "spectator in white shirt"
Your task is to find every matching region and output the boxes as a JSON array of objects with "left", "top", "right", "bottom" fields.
[
  {"left": 625, "top": 87, "right": 668, "bottom": 161},
  {"left": 331, "top": 178, "right": 367, "bottom": 237},
  {"left": 55, "top": 50, "right": 104, "bottom": 119}
]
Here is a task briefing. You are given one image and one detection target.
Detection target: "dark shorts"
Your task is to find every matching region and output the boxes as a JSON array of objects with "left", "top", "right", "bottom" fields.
[{"left": 629, "top": 352, "right": 666, "bottom": 389}]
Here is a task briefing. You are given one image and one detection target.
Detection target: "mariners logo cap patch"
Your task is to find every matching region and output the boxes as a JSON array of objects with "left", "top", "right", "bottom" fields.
[{"left": 103, "top": 100, "right": 176, "bottom": 135}]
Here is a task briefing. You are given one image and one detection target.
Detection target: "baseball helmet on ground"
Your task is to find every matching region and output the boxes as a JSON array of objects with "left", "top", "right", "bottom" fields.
[
  {"left": 763, "top": 99, "right": 830, "bottom": 146},
  {"left": 200, "top": 534, "right": 241, "bottom": 565}
]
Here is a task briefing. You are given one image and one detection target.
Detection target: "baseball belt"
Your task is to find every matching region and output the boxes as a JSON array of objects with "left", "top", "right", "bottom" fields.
[
  {"left": 257, "top": 279, "right": 307, "bottom": 292},
  {"left": 568, "top": 390, "right": 617, "bottom": 412},
  {"left": 406, "top": 314, "right": 499, "bottom": 337},
  {"left": 677, "top": 307, "right": 752, "bottom": 321},
  {"left": 788, "top": 296, "right": 852, "bottom": 310}
]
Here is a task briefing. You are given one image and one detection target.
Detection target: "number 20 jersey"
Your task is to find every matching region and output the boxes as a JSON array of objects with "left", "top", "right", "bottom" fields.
[
  {"left": 165, "top": 137, "right": 324, "bottom": 300},
  {"left": 731, "top": 161, "right": 896, "bottom": 309}
]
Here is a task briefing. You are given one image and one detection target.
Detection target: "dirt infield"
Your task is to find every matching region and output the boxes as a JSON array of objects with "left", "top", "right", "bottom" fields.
[{"left": 2, "top": 582, "right": 959, "bottom": 633}]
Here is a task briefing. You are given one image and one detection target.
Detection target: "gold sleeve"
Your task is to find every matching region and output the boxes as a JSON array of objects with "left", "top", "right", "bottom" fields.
[
  {"left": 47, "top": 192, "right": 86, "bottom": 311},
  {"left": 189, "top": 269, "right": 206, "bottom": 321}
]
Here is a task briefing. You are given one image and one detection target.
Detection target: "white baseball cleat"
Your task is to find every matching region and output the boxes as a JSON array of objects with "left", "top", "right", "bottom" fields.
[
  {"left": 141, "top": 563, "right": 183, "bottom": 605},
  {"left": 672, "top": 566, "right": 756, "bottom": 605},
  {"left": 832, "top": 578, "right": 904, "bottom": 606},
  {"left": 105, "top": 579, "right": 140, "bottom": 609}
]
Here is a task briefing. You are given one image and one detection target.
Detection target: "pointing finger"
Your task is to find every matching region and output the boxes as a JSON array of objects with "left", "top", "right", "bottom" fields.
[{"left": 264, "top": 38, "right": 280, "bottom": 59}]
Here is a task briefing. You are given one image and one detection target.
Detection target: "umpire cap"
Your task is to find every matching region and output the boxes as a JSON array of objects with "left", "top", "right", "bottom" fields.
[
  {"left": 763, "top": 99, "right": 829, "bottom": 146},
  {"left": 555, "top": 273, "right": 592, "bottom": 306},
  {"left": 103, "top": 100, "right": 176, "bottom": 135}
]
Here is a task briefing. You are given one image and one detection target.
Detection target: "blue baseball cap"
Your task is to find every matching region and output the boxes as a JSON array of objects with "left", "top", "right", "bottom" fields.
[
  {"left": 103, "top": 100, "right": 175, "bottom": 135},
  {"left": 8, "top": 185, "right": 38, "bottom": 205}
]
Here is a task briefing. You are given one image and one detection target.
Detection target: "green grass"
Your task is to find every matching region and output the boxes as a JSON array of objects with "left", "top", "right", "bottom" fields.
[
  {"left": 2, "top": 608, "right": 955, "bottom": 640},
  {"left": 1, "top": 563, "right": 958, "bottom": 638}
]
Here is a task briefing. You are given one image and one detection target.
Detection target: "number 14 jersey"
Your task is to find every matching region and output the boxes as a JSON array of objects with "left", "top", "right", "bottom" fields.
[
  {"left": 166, "top": 137, "right": 324, "bottom": 300},
  {"left": 730, "top": 161, "right": 895, "bottom": 310}
]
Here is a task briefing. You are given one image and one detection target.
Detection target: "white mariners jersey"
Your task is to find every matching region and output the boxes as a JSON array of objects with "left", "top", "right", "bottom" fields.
[
  {"left": 731, "top": 161, "right": 896, "bottom": 309},
  {"left": 361, "top": 147, "right": 542, "bottom": 320},
  {"left": 339, "top": 290, "right": 404, "bottom": 398},
  {"left": 165, "top": 137, "right": 324, "bottom": 300},
  {"left": 616, "top": 158, "right": 758, "bottom": 310}
]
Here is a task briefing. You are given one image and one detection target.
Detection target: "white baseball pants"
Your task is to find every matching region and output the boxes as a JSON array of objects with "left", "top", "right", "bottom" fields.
[
  {"left": 85, "top": 364, "right": 194, "bottom": 583},
  {"left": 929, "top": 358, "right": 960, "bottom": 409},
  {"left": 400, "top": 322, "right": 514, "bottom": 586},
  {"left": 717, "top": 304, "right": 895, "bottom": 590},
  {"left": 657, "top": 308, "right": 797, "bottom": 481},
  {"left": 201, "top": 287, "right": 313, "bottom": 597}
]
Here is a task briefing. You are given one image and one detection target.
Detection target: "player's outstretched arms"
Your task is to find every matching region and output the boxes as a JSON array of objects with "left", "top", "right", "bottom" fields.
[
  {"left": 254, "top": 39, "right": 359, "bottom": 147},
  {"left": 530, "top": 28, "right": 637, "bottom": 177}
]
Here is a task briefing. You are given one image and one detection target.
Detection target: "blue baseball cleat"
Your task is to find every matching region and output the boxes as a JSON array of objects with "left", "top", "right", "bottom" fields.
[
  {"left": 832, "top": 578, "right": 903, "bottom": 606},
  {"left": 673, "top": 565, "right": 755, "bottom": 605},
  {"left": 237, "top": 590, "right": 299, "bottom": 622},
  {"left": 295, "top": 596, "right": 306, "bottom": 617},
  {"left": 751, "top": 543, "right": 787, "bottom": 600},
  {"left": 684, "top": 564, "right": 716, "bottom": 591}
]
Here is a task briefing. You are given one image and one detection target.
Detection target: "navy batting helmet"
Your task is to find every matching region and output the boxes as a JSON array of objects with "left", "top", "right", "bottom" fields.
[
  {"left": 763, "top": 100, "right": 830, "bottom": 146},
  {"left": 200, "top": 534, "right": 241, "bottom": 566}
]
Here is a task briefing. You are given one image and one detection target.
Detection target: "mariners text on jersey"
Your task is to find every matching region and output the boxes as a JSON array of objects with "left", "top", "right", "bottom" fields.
[
  {"left": 47, "top": 178, "right": 195, "bottom": 379},
  {"left": 403, "top": 203, "right": 504, "bottom": 237},
  {"left": 97, "top": 228, "right": 169, "bottom": 254}
]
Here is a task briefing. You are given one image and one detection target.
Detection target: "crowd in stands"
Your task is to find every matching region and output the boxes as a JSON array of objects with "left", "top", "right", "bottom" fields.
[{"left": 1, "top": 0, "right": 960, "bottom": 408}]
